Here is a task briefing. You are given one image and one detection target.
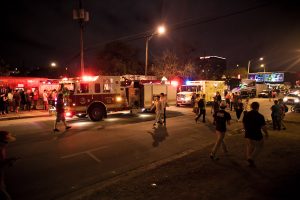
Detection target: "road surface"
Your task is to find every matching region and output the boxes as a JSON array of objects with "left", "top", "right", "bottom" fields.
[{"left": 2, "top": 98, "right": 276, "bottom": 199}]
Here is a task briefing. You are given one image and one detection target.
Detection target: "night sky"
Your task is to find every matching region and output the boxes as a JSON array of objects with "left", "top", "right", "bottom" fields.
[{"left": 1, "top": 0, "right": 300, "bottom": 74}]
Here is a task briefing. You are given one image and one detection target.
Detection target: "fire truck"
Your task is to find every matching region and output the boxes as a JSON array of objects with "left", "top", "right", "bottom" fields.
[
  {"left": 126, "top": 80, "right": 178, "bottom": 110},
  {"left": 59, "top": 75, "right": 179, "bottom": 121},
  {"left": 59, "top": 76, "right": 128, "bottom": 121}
]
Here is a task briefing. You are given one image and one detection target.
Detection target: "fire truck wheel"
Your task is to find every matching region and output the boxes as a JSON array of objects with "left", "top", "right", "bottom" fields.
[{"left": 88, "top": 106, "right": 104, "bottom": 121}]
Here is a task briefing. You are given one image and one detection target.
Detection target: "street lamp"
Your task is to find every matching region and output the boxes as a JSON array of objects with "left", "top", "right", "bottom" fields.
[
  {"left": 260, "top": 64, "right": 265, "bottom": 73},
  {"left": 73, "top": 0, "right": 89, "bottom": 76},
  {"left": 247, "top": 57, "right": 264, "bottom": 74},
  {"left": 50, "top": 62, "right": 57, "bottom": 67},
  {"left": 145, "top": 25, "right": 166, "bottom": 76}
]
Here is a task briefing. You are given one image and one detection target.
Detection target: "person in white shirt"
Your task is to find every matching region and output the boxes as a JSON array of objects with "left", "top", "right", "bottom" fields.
[{"left": 151, "top": 96, "right": 162, "bottom": 128}]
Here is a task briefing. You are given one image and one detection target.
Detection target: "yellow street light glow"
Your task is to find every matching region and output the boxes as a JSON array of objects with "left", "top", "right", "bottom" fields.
[
  {"left": 157, "top": 25, "right": 166, "bottom": 34},
  {"left": 260, "top": 64, "right": 265, "bottom": 67},
  {"left": 51, "top": 62, "right": 57, "bottom": 67}
]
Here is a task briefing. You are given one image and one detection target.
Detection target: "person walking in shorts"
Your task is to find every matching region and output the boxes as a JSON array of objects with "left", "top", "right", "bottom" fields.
[
  {"left": 210, "top": 101, "right": 231, "bottom": 160},
  {"left": 243, "top": 102, "right": 269, "bottom": 167}
]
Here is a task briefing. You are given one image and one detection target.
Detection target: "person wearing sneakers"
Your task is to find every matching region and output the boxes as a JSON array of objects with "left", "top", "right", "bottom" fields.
[
  {"left": 243, "top": 102, "right": 269, "bottom": 167},
  {"left": 210, "top": 101, "right": 231, "bottom": 160},
  {"left": 53, "top": 93, "right": 71, "bottom": 132},
  {"left": 0, "top": 131, "right": 18, "bottom": 200}
]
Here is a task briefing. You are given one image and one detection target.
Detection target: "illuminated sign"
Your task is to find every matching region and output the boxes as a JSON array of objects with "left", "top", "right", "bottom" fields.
[{"left": 248, "top": 73, "right": 284, "bottom": 83}]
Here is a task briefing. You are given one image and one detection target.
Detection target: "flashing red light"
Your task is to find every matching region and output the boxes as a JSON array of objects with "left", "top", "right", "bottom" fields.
[
  {"left": 82, "top": 76, "right": 98, "bottom": 82},
  {"left": 171, "top": 80, "right": 179, "bottom": 87}
]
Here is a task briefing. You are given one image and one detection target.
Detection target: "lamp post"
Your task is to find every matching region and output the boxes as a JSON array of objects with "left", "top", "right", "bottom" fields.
[
  {"left": 73, "top": 0, "right": 89, "bottom": 76},
  {"left": 247, "top": 57, "right": 263, "bottom": 75},
  {"left": 260, "top": 64, "right": 265, "bottom": 73},
  {"left": 145, "top": 25, "right": 166, "bottom": 76}
]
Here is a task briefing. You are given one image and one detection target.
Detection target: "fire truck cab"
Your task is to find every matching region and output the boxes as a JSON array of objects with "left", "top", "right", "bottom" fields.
[{"left": 60, "top": 76, "right": 127, "bottom": 121}]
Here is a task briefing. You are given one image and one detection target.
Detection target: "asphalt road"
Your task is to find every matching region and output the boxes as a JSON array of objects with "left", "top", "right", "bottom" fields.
[{"left": 1, "top": 98, "right": 277, "bottom": 200}]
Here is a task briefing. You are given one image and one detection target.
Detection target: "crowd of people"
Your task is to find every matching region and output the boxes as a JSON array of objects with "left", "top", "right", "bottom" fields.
[
  {"left": 191, "top": 90, "right": 289, "bottom": 168},
  {"left": 0, "top": 88, "right": 59, "bottom": 115}
]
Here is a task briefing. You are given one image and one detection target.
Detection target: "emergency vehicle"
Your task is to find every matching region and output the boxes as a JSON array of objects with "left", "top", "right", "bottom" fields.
[
  {"left": 126, "top": 80, "right": 178, "bottom": 110},
  {"left": 0, "top": 76, "right": 48, "bottom": 92},
  {"left": 176, "top": 80, "right": 227, "bottom": 106},
  {"left": 59, "top": 75, "right": 178, "bottom": 121},
  {"left": 59, "top": 76, "right": 128, "bottom": 121}
]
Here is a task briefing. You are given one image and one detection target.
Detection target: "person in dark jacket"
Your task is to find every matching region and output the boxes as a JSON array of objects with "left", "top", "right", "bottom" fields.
[
  {"left": 53, "top": 93, "right": 71, "bottom": 132},
  {"left": 210, "top": 101, "right": 231, "bottom": 160},
  {"left": 195, "top": 94, "right": 206, "bottom": 123}
]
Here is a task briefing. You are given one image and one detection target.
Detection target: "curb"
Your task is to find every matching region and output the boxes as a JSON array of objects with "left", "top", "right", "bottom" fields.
[{"left": 0, "top": 114, "right": 51, "bottom": 121}]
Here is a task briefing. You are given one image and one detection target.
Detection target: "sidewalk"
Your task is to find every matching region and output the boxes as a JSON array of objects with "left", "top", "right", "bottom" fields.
[
  {"left": 0, "top": 109, "right": 51, "bottom": 121},
  {"left": 62, "top": 112, "right": 300, "bottom": 200}
]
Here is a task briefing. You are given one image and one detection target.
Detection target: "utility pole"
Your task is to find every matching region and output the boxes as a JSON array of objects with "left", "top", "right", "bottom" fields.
[{"left": 73, "top": 0, "right": 89, "bottom": 76}]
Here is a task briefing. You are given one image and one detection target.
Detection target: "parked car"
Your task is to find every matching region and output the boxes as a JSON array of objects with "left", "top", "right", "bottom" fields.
[
  {"left": 291, "top": 103, "right": 300, "bottom": 112},
  {"left": 239, "top": 90, "right": 251, "bottom": 98},
  {"left": 258, "top": 90, "right": 270, "bottom": 98},
  {"left": 283, "top": 94, "right": 300, "bottom": 105}
]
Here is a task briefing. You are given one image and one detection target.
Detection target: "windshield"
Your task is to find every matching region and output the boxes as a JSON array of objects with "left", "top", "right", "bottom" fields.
[
  {"left": 181, "top": 85, "right": 201, "bottom": 92},
  {"left": 287, "top": 94, "right": 299, "bottom": 97}
]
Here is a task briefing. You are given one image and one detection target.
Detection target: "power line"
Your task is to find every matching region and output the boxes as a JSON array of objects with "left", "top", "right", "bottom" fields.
[{"left": 67, "top": 1, "right": 272, "bottom": 65}]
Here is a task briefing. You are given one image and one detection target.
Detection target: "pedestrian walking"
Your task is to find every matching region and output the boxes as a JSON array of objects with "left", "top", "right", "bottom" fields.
[
  {"left": 225, "top": 92, "right": 231, "bottom": 109},
  {"left": 215, "top": 91, "right": 222, "bottom": 103},
  {"left": 235, "top": 98, "right": 244, "bottom": 121},
  {"left": 242, "top": 102, "right": 269, "bottom": 167},
  {"left": 151, "top": 96, "right": 162, "bottom": 128},
  {"left": 53, "top": 93, "right": 71, "bottom": 132},
  {"left": 160, "top": 93, "right": 168, "bottom": 125},
  {"left": 0, "top": 131, "right": 17, "bottom": 200},
  {"left": 193, "top": 94, "right": 200, "bottom": 116},
  {"left": 195, "top": 94, "right": 206, "bottom": 123},
  {"left": 230, "top": 93, "right": 235, "bottom": 111},
  {"left": 210, "top": 101, "right": 231, "bottom": 160},
  {"left": 278, "top": 98, "right": 287, "bottom": 130},
  {"left": 242, "top": 97, "right": 250, "bottom": 119},
  {"left": 270, "top": 100, "right": 282, "bottom": 130},
  {"left": 211, "top": 97, "right": 220, "bottom": 125}
]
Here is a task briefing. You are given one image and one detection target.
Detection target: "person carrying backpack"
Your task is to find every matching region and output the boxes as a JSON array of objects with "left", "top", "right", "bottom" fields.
[{"left": 195, "top": 94, "right": 206, "bottom": 123}]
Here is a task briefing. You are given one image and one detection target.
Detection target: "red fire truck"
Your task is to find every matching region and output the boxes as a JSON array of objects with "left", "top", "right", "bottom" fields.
[
  {"left": 59, "top": 75, "right": 179, "bottom": 121},
  {"left": 59, "top": 76, "right": 128, "bottom": 121}
]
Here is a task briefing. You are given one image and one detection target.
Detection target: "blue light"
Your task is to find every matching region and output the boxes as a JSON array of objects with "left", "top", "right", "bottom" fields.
[{"left": 186, "top": 80, "right": 192, "bottom": 85}]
